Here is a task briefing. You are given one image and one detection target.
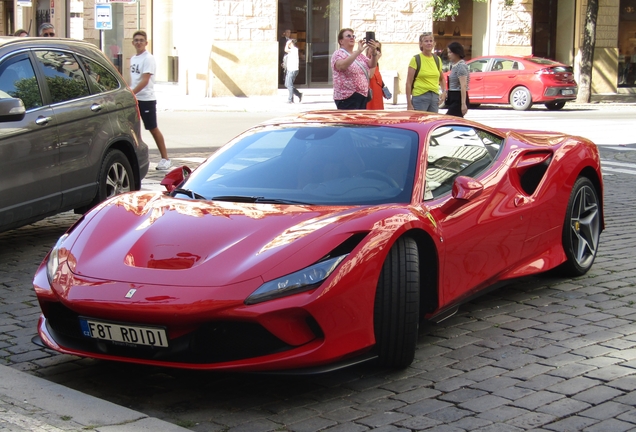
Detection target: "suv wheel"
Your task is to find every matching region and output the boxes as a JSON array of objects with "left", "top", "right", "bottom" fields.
[{"left": 76, "top": 149, "right": 133, "bottom": 214}]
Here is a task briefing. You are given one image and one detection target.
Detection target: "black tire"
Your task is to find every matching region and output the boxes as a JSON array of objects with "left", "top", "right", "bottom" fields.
[
  {"left": 559, "top": 177, "right": 601, "bottom": 277},
  {"left": 545, "top": 101, "right": 566, "bottom": 111},
  {"left": 374, "top": 236, "right": 420, "bottom": 368},
  {"left": 79, "top": 149, "right": 133, "bottom": 213},
  {"left": 510, "top": 86, "right": 532, "bottom": 111}
]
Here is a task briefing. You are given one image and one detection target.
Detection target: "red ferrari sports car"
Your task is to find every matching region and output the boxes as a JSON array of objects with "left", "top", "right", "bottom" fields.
[{"left": 33, "top": 111, "right": 603, "bottom": 372}]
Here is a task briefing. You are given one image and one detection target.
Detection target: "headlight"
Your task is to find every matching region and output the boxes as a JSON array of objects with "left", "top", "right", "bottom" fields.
[
  {"left": 245, "top": 255, "right": 347, "bottom": 305},
  {"left": 46, "top": 234, "right": 69, "bottom": 284}
]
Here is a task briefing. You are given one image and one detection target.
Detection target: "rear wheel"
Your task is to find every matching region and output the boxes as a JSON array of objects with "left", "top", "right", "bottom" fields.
[
  {"left": 545, "top": 101, "right": 566, "bottom": 111},
  {"left": 559, "top": 177, "right": 601, "bottom": 276},
  {"left": 510, "top": 86, "right": 532, "bottom": 111},
  {"left": 374, "top": 237, "right": 420, "bottom": 368},
  {"left": 78, "top": 149, "right": 133, "bottom": 213}
]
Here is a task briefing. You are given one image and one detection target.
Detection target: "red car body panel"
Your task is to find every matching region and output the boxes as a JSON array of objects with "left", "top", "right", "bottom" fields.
[{"left": 33, "top": 111, "right": 603, "bottom": 372}]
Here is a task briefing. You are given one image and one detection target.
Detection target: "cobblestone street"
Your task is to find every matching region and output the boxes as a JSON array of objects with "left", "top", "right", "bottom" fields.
[{"left": 1, "top": 146, "right": 636, "bottom": 431}]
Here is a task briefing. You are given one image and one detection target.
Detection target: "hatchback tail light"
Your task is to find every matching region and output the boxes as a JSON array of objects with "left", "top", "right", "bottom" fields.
[{"left": 536, "top": 66, "right": 575, "bottom": 83}]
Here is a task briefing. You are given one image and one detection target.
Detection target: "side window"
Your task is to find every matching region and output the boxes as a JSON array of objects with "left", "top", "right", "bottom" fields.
[
  {"left": 493, "top": 59, "right": 516, "bottom": 71},
  {"left": 469, "top": 59, "right": 488, "bottom": 73},
  {"left": 425, "top": 126, "right": 502, "bottom": 200},
  {"left": 0, "top": 55, "right": 43, "bottom": 110},
  {"left": 34, "top": 51, "right": 90, "bottom": 104},
  {"left": 78, "top": 56, "right": 120, "bottom": 94}
]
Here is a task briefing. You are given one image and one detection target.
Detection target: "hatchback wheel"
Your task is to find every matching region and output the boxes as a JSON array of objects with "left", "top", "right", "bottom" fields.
[
  {"left": 545, "top": 101, "right": 566, "bottom": 111},
  {"left": 510, "top": 86, "right": 532, "bottom": 111}
]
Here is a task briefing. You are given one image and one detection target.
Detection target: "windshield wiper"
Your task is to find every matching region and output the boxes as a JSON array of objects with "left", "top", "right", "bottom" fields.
[
  {"left": 211, "top": 195, "right": 312, "bottom": 205},
  {"left": 172, "top": 188, "right": 207, "bottom": 200}
]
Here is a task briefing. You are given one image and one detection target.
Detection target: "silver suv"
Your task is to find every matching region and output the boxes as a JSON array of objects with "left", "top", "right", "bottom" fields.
[{"left": 0, "top": 36, "right": 149, "bottom": 232}]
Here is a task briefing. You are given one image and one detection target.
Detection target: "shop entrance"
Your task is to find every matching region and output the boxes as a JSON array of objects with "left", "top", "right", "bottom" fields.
[{"left": 278, "top": 0, "right": 340, "bottom": 88}]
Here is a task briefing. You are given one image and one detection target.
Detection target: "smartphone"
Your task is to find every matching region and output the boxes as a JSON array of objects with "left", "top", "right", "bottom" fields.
[{"left": 365, "top": 31, "right": 375, "bottom": 42}]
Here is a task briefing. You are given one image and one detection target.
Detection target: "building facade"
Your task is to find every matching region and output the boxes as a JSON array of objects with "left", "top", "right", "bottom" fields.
[{"left": 3, "top": 0, "right": 636, "bottom": 99}]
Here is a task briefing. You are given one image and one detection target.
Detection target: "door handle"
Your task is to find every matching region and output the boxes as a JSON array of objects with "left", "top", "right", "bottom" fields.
[
  {"left": 91, "top": 103, "right": 102, "bottom": 112},
  {"left": 35, "top": 116, "right": 52, "bottom": 125},
  {"left": 307, "top": 42, "right": 312, "bottom": 63}
]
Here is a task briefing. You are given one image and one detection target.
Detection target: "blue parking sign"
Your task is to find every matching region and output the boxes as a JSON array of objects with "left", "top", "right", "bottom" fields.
[{"left": 95, "top": 4, "right": 112, "bottom": 30}]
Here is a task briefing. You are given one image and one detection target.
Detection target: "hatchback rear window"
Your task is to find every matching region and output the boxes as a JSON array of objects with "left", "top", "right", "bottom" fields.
[{"left": 526, "top": 57, "right": 560, "bottom": 66}]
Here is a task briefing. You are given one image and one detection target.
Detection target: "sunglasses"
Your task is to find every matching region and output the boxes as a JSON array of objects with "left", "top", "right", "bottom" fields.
[
  {"left": 344, "top": 34, "right": 355, "bottom": 39},
  {"left": 42, "top": 32, "right": 55, "bottom": 37}
]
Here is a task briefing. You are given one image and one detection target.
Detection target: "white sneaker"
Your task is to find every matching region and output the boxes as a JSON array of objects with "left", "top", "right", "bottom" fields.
[{"left": 156, "top": 158, "right": 172, "bottom": 171}]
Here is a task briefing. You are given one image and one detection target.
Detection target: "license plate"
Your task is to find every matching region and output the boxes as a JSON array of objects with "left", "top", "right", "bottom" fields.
[
  {"left": 79, "top": 318, "right": 169, "bottom": 348},
  {"left": 562, "top": 89, "right": 574, "bottom": 95}
]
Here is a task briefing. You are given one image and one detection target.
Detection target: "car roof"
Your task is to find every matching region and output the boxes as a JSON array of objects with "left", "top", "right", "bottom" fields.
[
  {"left": 261, "top": 110, "right": 451, "bottom": 128},
  {"left": 468, "top": 54, "right": 568, "bottom": 67},
  {"left": 0, "top": 36, "right": 103, "bottom": 54}
]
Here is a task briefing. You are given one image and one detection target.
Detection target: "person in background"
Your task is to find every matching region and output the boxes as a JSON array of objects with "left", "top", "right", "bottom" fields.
[
  {"left": 284, "top": 39, "right": 303, "bottom": 103},
  {"left": 14, "top": 29, "right": 28, "bottom": 37},
  {"left": 38, "top": 23, "right": 55, "bottom": 37},
  {"left": 366, "top": 41, "right": 384, "bottom": 110},
  {"left": 406, "top": 32, "right": 445, "bottom": 112},
  {"left": 445, "top": 41, "right": 470, "bottom": 117},
  {"left": 279, "top": 28, "right": 291, "bottom": 86},
  {"left": 331, "top": 28, "right": 378, "bottom": 110},
  {"left": 130, "top": 30, "right": 171, "bottom": 171}
]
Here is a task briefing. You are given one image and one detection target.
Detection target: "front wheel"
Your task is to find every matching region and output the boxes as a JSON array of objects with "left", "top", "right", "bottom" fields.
[
  {"left": 545, "top": 101, "right": 566, "bottom": 111},
  {"left": 559, "top": 177, "right": 601, "bottom": 276},
  {"left": 374, "top": 237, "right": 420, "bottom": 368},
  {"left": 510, "top": 86, "right": 532, "bottom": 111}
]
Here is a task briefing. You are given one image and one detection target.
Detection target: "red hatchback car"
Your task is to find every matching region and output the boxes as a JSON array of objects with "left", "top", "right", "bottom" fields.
[{"left": 462, "top": 55, "right": 578, "bottom": 111}]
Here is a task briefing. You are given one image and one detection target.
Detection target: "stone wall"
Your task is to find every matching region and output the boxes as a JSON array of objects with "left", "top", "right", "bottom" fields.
[
  {"left": 495, "top": 0, "right": 533, "bottom": 55},
  {"left": 348, "top": 0, "right": 434, "bottom": 43}
]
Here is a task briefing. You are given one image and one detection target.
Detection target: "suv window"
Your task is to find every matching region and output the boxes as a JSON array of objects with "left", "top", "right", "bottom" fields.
[
  {"left": 0, "top": 54, "right": 43, "bottom": 110},
  {"left": 78, "top": 56, "right": 120, "bottom": 93},
  {"left": 425, "top": 125, "right": 502, "bottom": 200},
  {"left": 34, "top": 50, "right": 90, "bottom": 104}
]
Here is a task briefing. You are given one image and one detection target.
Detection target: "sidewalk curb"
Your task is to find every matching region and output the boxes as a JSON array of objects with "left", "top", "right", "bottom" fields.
[{"left": 0, "top": 364, "right": 189, "bottom": 431}]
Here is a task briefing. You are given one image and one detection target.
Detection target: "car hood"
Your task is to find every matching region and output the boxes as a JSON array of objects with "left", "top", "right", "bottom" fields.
[{"left": 66, "top": 192, "right": 368, "bottom": 287}]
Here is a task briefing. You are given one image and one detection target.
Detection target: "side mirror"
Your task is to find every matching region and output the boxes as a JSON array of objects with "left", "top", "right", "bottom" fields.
[
  {"left": 452, "top": 176, "right": 483, "bottom": 201},
  {"left": 0, "top": 98, "right": 25, "bottom": 122},
  {"left": 160, "top": 166, "right": 192, "bottom": 193}
]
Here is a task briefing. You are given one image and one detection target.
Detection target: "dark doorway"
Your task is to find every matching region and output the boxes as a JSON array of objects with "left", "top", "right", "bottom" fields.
[
  {"left": 278, "top": 0, "right": 340, "bottom": 88},
  {"left": 3, "top": 0, "right": 14, "bottom": 35},
  {"left": 532, "top": 0, "right": 558, "bottom": 59}
]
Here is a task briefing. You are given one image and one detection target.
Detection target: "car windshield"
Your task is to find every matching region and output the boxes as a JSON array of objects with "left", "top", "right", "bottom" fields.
[{"left": 181, "top": 124, "right": 419, "bottom": 205}]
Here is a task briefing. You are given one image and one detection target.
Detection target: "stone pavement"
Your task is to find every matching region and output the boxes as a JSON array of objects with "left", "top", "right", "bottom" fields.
[
  {"left": 0, "top": 364, "right": 188, "bottom": 431},
  {"left": 1, "top": 89, "right": 636, "bottom": 431}
]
